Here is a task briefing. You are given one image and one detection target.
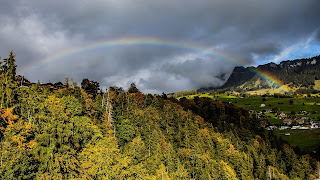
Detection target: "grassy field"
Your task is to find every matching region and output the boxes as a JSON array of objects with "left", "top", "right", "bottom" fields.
[
  {"left": 177, "top": 93, "right": 237, "bottom": 100},
  {"left": 314, "top": 80, "right": 320, "bottom": 90},
  {"left": 211, "top": 95, "right": 320, "bottom": 122},
  {"left": 178, "top": 93, "right": 320, "bottom": 120},
  {"left": 273, "top": 129, "right": 320, "bottom": 153},
  {"left": 230, "top": 97, "right": 319, "bottom": 111},
  {"left": 229, "top": 97, "right": 320, "bottom": 121}
]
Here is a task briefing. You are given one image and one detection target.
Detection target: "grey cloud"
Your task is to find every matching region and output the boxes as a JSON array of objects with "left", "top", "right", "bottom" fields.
[
  {"left": 138, "top": 72, "right": 195, "bottom": 94},
  {"left": 1, "top": 0, "right": 320, "bottom": 93},
  {"left": 161, "top": 58, "right": 235, "bottom": 88}
]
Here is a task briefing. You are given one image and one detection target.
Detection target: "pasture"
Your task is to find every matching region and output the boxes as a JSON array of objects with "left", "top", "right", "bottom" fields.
[
  {"left": 177, "top": 93, "right": 320, "bottom": 123},
  {"left": 273, "top": 129, "right": 320, "bottom": 154}
]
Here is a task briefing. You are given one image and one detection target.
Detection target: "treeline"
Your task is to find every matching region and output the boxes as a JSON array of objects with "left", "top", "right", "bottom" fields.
[
  {"left": 274, "top": 56, "right": 320, "bottom": 87},
  {"left": 295, "top": 88, "right": 320, "bottom": 95},
  {"left": 260, "top": 56, "right": 320, "bottom": 88},
  {"left": 0, "top": 52, "right": 319, "bottom": 179},
  {"left": 169, "top": 89, "right": 197, "bottom": 98},
  {"left": 176, "top": 97, "right": 256, "bottom": 131}
]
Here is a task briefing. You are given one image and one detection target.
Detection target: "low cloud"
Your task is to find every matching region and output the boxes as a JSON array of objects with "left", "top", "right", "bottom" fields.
[{"left": 161, "top": 58, "right": 235, "bottom": 88}]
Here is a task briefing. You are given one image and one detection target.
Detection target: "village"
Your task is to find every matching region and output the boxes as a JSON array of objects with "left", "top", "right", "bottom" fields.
[{"left": 250, "top": 107, "right": 320, "bottom": 131}]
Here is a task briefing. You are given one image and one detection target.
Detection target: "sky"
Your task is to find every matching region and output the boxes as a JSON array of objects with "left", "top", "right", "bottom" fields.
[{"left": 0, "top": 0, "right": 320, "bottom": 94}]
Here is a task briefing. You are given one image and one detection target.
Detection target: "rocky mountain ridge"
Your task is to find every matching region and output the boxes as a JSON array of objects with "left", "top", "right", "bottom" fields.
[{"left": 213, "top": 55, "right": 320, "bottom": 93}]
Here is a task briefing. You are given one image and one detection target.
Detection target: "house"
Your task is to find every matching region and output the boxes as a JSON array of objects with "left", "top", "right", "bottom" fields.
[
  {"left": 291, "top": 125, "right": 300, "bottom": 130},
  {"left": 283, "top": 119, "right": 292, "bottom": 125},
  {"left": 266, "top": 125, "right": 278, "bottom": 131},
  {"left": 295, "top": 119, "right": 304, "bottom": 125},
  {"left": 278, "top": 112, "right": 287, "bottom": 119},
  {"left": 260, "top": 104, "right": 266, "bottom": 107},
  {"left": 311, "top": 123, "right": 319, "bottom": 129},
  {"left": 264, "top": 109, "right": 273, "bottom": 113},
  {"left": 279, "top": 126, "right": 290, "bottom": 130},
  {"left": 298, "top": 110, "right": 309, "bottom": 115}
]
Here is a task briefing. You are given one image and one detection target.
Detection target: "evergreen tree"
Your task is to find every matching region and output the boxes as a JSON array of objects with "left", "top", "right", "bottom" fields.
[{"left": 0, "top": 51, "right": 18, "bottom": 108}]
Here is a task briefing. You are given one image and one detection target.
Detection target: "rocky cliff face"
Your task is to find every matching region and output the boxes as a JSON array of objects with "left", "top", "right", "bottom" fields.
[
  {"left": 219, "top": 55, "right": 320, "bottom": 90},
  {"left": 220, "top": 66, "right": 255, "bottom": 89}
]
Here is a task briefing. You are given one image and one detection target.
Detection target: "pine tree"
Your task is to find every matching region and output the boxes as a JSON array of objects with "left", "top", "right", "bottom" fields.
[{"left": 0, "top": 51, "right": 18, "bottom": 108}]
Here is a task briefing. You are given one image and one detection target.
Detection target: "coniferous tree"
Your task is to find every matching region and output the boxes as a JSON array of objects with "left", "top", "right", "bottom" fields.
[{"left": 0, "top": 51, "right": 18, "bottom": 108}]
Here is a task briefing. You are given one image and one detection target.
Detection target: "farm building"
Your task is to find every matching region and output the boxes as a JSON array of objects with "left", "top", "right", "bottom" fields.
[
  {"left": 279, "top": 126, "right": 290, "bottom": 130},
  {"left": 283, "top": 119, "right": 292, "bottom": 125},
  {"left": 311, "top": 123, "right": 320, "bottom": 129},
  {"left": 266, "top": 125, "right": 278, "bottom": 131},
  {"left": 295, "top": 119, "right": 304, "bottom": 125},
  {"left": 278, "top": 112, "right": 287, "bottom": 119},
  {"left": 291, "top": 125, "right": 300, "bottom": 130},
  {"left": 298, "top": 110, "right": 309, "bottom": 115}
]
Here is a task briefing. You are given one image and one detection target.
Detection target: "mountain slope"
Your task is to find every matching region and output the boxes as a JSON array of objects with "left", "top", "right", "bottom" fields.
[{"left": 221, "top": 55, "right": 320, "bottom": 93}]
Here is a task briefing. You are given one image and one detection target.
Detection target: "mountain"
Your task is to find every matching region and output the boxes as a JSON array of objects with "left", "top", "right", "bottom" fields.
[
  {"left": 220, "top": 55, "right": 320, "bottom": 94},
  {"left": 220, "top": 66, "right": 256, "bottom": 89}
]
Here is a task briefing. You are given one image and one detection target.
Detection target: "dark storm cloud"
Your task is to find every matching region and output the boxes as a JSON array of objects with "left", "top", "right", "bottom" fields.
[{"left": 0, "top": 0, "right": 320, "bottom": 93}]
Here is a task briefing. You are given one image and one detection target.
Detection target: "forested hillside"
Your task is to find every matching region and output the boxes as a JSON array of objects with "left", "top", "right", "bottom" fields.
[{"left": 0, "top": 52, "right": 319, "bottom": 179}]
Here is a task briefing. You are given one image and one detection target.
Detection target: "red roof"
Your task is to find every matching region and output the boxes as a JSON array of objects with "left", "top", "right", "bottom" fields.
[{"left": 283, "top": 119, "right": 292, "bottom": 123}]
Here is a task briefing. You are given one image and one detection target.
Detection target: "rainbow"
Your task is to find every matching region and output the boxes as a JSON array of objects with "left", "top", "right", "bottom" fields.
[
  {"left": 20, "top": 37, "right": 246, "bottom": 73},
  {"left": 248, "top": 67, "right": 291, "bottom": 94},
  {"left": 20, "top": 37, "right": 290, "bottom": 94}
]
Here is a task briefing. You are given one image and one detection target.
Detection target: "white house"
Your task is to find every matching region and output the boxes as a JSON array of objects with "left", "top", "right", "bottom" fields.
[
  {"left": 283, "top": 119, "right": 292, "bottom": 125},
  {"left": 291, "top": 126, "right": 300, "bottom": 130}
]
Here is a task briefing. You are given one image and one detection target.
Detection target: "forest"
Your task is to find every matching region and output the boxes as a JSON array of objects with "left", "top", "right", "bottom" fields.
[{"left": 0, "top": 51, "right": 320, "bottom": 179}]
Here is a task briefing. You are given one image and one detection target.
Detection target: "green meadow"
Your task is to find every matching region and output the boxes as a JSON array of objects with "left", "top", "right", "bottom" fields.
[
  {"left": 273, "top": 129, "right": 320, "bottom": 154},
  {"left": 177, "top": 93, "right": 237, "bottom": 100},
  {"left": 228, "top": 97, "right": 319, "bottom": 113},
  {"left": 225, "top": 96, "right": 320, "bottom": 121},
  {"left": 178, "top": 93, "right": 320, "bottom": 122}
]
